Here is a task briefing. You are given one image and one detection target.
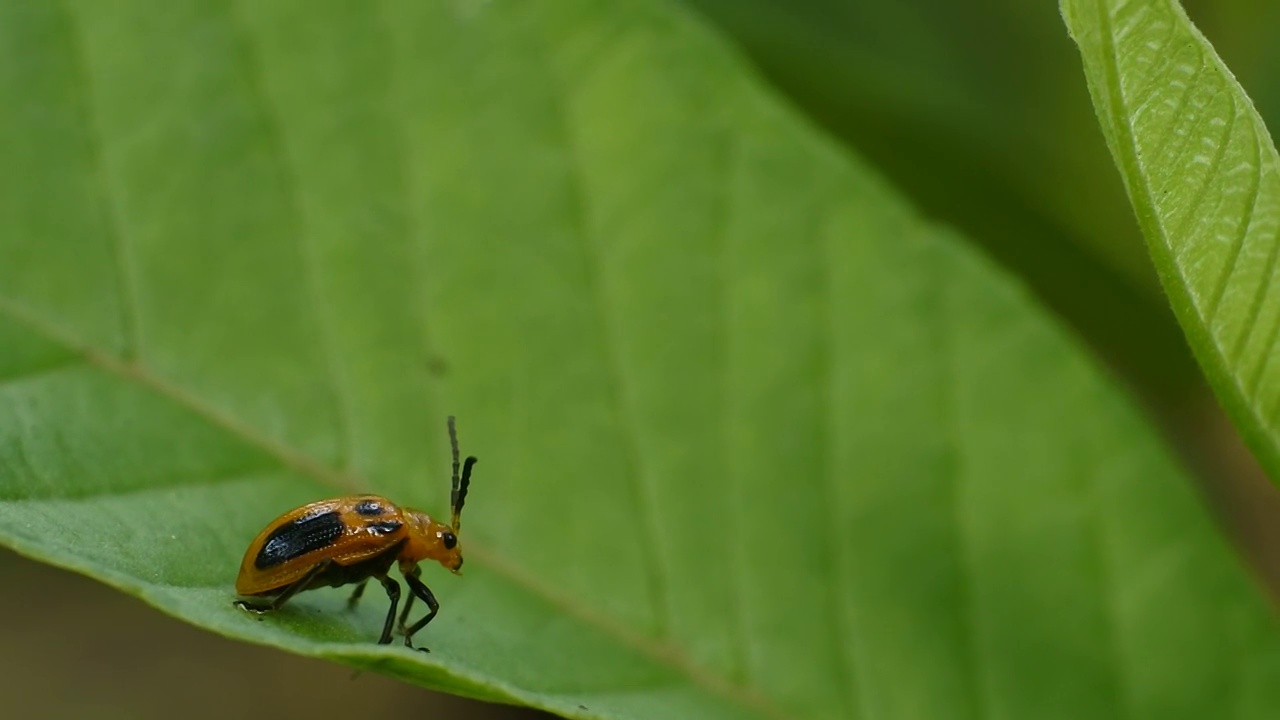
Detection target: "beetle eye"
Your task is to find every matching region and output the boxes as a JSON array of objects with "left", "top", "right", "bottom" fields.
[{"left": 441, "top": 531, "right": 457, "bottom": 550}]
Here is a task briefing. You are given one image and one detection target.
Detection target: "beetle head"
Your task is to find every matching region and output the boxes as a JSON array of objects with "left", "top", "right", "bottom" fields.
[{"left": 404, "top": 510, "right": 464, "bottom": 573}]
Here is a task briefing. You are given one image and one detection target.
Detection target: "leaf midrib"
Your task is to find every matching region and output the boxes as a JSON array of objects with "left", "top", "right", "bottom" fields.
[{"left": 0, "top": 295, "right": 789, "bottom": 720}]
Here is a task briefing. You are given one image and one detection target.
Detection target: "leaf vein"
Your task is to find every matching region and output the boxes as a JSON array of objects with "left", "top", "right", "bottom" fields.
[
  {"left": 1202, "top": 102, "right": 1251, "bottom": 323},
  {"left": 1228, "top": 125, "right": 1273, "bottom": 366},
  {"left": 1085, "top": 441, "right": 1135, "bottom": 719},
  {"left": 939, "top": 257, "right": 988, "bottom": 720},
  {"left": 222, "top": 0, "right": 356, "bottom": 472},
  {"left": 540, "top": 43, "right": 673, "bottom": 641},
  {"left": 371, "top": 0, "right": 443, "bottom": 412},
  {"left": 1163, "top": 84, "right": 1234, "bottom": 245},
  {"left": 59, "top": 0, "right": 142, "bottom": 359},
  {"left": 718, "top": 133, "right": 753, "bottom": 688},
  {"left": 818, "top": 202, "right": 866, "bottom": 720},
  {"left": 1125, "top": 22, "right": 1185, "bottom": 113}
]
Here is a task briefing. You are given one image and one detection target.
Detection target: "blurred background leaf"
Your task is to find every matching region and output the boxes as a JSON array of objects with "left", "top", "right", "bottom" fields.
[{"left": 2, "top": 1, "right": 1280, "bottom": 720}]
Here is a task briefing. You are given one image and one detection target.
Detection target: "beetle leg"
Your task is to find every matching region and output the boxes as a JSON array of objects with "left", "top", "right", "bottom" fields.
[
  {"left": 234, "top": 559, "right": 332, "bottom": 614},
  {"left": 396, "top": 566, "right": 420, "bottom": 633},
  {"left": 347, "top": 579, "right": 368, "bottom": 610},
  {"left": 402, "top": 573, "right": 440, "bottom": 652},
  {"left": 376, "top": 575, "right": 401, "bottom": 645}
]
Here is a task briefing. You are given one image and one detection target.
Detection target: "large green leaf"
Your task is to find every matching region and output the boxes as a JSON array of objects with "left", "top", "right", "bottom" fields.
[
  {"left": 2, "top": 1, "right": 1279, "bottom": 719},
  {"left": 1061, "top": 0, "right": 1280, "bottom": 484}
]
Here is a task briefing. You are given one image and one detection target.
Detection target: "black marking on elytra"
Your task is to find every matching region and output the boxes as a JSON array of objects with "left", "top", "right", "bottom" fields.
[
  {"left": 354, "top": 499, "right": 384, "bottom": 516},
  {"left": 255, "top": 511, "right": 344, "bottom": 569},
  {"left": 367, "top": 520, "right": 403, "bottom": 535}
]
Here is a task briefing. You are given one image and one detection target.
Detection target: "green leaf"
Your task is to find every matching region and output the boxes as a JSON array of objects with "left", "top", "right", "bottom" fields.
[
  {"left": 1061, "top": 0, "right": 1280, "bottom": 484},
  {"left": 2, "top": 1, "right": 1279, "bottom": 719}
]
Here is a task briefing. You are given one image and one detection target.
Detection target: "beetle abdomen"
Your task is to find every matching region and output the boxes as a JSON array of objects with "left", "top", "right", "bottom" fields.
[{"left": 255, "top": 510, "right": 345, "bottom": 570}]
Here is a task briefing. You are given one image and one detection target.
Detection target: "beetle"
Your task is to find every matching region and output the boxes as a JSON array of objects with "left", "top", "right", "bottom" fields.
[{"left": 233, "top": 416, "right": 477, "bottom": 651}]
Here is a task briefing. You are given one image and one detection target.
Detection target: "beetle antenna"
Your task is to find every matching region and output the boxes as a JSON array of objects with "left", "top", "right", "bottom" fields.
[
  {"left": 448, "top": 415, "right": 460, "bottom": 499},
  {"left": 454, "top": 456, "right": 476, "bottom": 532},
  {"left": 447, "top": 416, "right": 476, "bottom": 532}
]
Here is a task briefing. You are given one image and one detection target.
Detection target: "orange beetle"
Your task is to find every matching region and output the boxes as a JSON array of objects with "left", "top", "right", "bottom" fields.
[{"left": 233, "top": 416, "right": 477, "bottom": 651}]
